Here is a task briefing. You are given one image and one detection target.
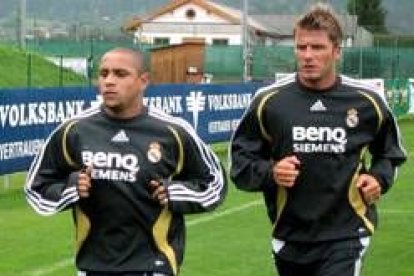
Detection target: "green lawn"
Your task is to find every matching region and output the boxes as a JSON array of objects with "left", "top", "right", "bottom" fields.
[
  {"left": 0, "top": 120, "right": 413, "bottom": 276},
  {"left": 0, "top": 45, "right": 87, "bottom": 88}
]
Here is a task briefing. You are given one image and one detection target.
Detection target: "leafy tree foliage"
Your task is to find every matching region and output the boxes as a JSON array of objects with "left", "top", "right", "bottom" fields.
[{"left": 347, "top": 0, "right": 387, "bottom": 33}]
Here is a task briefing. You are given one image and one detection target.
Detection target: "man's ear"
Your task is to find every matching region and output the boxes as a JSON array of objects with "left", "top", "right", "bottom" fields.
[
  {"left": 141, "top": 71, "right": 149, "bottom": 80},
  {"left": 334, "top": 45, "right": 342, "bottom": 60},
  {"left": 139, "top": 72, "right": 150, "bottom": 86}
]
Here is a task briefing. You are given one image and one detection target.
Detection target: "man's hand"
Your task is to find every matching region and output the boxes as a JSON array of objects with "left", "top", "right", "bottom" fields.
[
  {"left": 149, "top": 180, "right": 169, "bottom": 207},
  {"left": 272, "top": 155, "right": 301, "bottom": 188},
  {"left": 78, "top": 166, "right": 92, "bottom": 198},
  {"left": 356, "top": 174, "right": 382, "bottom": 205}
]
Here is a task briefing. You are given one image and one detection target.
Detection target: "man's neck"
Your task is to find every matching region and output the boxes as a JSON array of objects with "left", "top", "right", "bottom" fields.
[
  {"left": 104, "top": 104, "right": 144, "bottom": 120},
  {"left": 298, "top": 74, "right": 337, "bottom": 91}
]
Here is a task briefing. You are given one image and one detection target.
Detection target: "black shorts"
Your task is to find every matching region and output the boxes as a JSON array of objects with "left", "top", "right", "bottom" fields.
[
  {"left": 272, "top": 237, "right": 371, "bottom": 276},
  {"left": 78, "top": 272, "right": 170, "bottom": 276}
]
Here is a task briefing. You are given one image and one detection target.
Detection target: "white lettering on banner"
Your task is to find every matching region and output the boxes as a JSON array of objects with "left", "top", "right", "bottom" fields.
[
  {"left": 0, "top": 139, "right": 45, "bottom": 160},
  {"left": 207, "top": 94, "right": 252, "bottom": 111},
  {"left": 144, "top": 96, "right": 183, "bottom": 114},
  {"left": 208, "top": 119, "right": 240, "bottom": 134},
  {"left": 0, "top": 101, "right": 85, "bottom": 128},
  {"left": 186, "top": 91, "right": 206, "bottom": 131},
  {"left": 142, "top": 93, "right": 252, "bottom": 124}
]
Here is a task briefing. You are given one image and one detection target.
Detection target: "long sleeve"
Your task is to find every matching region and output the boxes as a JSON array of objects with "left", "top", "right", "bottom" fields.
[
  {"left": 229, "top": 93, "right": 273, "bottom": 192},
  {"left": 24, "top": 120, "right": 81, "bottom": 216},
  {"left": 368, "top": 106, "right": 407, "bottom": 193},
  {"left": 164, "top": 122, "right": 227, "bottom": 214}
]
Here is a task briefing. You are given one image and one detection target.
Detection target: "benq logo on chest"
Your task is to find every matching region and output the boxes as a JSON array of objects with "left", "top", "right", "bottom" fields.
[
  {"left": 292, "top": 126, "right": 347, "bottom": 153},
  {"left": 82, "top": 151, "right": 140, "bottom": 182},
  {"left": 293, "top": 126, "right": 347, "bottom": 143}
]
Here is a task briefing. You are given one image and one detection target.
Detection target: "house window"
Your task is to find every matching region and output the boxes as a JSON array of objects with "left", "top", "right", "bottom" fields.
[
  {"left": 185, "top": 8, "right": 196, "bottom": 20},
  {"left": 212, "top": 39, "right": 229, "bottom": 46},
  {"left": 154, "top": 37, "right": 170, "bottom": 46}
]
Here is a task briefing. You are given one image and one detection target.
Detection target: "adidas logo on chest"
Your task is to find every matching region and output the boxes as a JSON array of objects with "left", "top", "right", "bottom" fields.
[
  {"left": 111, "top": 130, "right": 130, "bottom": 143},
  {"left": 310, "top": 99, "right": 327, "bottom": 112}
]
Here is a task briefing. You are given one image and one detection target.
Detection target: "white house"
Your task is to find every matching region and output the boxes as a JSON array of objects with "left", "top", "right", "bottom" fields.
[
  {"left": 123, "top": 0, "right": 282, "bottom": 46},
  {"left": 123, "top": 0, "right": 371, "bottom": 47}
]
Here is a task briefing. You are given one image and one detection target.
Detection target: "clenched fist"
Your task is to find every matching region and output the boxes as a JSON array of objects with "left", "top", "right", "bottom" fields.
[{"left": 78, "top": 166, "right": 92, "bottom": 198}]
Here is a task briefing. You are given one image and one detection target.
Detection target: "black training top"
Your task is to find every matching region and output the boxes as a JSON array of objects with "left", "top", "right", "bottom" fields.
[
  {"left": 230, "top": 74, "right": 406, "bottom": 242},
  {"left": 25, "top": 105, "right": 227, "bottom": 275}
]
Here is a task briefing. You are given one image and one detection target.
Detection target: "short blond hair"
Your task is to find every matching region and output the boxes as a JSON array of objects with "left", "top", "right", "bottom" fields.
[{"left": 294, "top": 3, "right": 343, "bottom": 46}]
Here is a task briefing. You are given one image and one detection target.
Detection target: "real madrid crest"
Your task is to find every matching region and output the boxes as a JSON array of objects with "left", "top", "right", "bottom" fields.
[
  {"left": 147, "top": 142, "right": 162, "bottom": 163},
  {"left": 346, "top": 108, "right": 359, "bottom": 128}
]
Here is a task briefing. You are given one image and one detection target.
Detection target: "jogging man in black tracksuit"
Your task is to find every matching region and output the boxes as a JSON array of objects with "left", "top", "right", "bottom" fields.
[
  {"left": 230, "top": 4, "right": 406, "bottom": 276},
  {"left": 25, "top": 48, "right": 227, "bottom": 276}
]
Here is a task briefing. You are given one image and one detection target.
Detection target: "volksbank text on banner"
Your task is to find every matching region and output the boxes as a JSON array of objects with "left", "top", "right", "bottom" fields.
[{"left": 0, "top": 83, "right": 263, "bottom": 175}]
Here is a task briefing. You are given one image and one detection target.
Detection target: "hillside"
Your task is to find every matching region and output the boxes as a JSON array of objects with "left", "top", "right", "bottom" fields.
[{"left": 0, "top": 45, "right": 87, "bottom": 89}]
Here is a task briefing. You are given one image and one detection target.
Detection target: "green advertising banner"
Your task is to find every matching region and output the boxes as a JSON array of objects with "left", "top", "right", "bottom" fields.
[{"left": 385, "top": 79, "right": 411, "bottom": 117}]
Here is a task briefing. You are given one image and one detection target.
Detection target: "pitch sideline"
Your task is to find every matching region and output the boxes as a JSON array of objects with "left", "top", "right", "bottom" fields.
[
  {"left": 25, "top": 201, "right": 413, "bottom": 275},
  {"left": 27, "top": 199, "right": 263, "bottom": 276}
]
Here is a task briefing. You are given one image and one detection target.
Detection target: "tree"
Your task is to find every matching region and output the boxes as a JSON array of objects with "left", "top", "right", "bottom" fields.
[{"left": 347, "top": 0, "right": 387, "bottom": 33}]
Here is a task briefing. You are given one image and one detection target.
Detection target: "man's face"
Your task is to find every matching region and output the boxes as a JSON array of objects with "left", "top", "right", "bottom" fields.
[
  {"left": 98, "top": 51, "right": 148, "bottom": 116},
  {"left": 294, "top": 28, "right": 341, "bottom": 89}
]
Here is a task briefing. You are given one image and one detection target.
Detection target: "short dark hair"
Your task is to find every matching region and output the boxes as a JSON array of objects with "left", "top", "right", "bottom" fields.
[
  {"left": 294, "top": 3, "right": 343, "bottom": 46},
  {"left": 103, "top": 47, "right": 147, "bottom": 73}
]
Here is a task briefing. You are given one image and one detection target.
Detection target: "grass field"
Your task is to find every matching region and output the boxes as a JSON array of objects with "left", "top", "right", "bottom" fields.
[
  {"left": 0, "top": 119, "right": 413, "bottom": 276},
  {"left": 0, "top": 45, "right": 87, "bottom": 88}
]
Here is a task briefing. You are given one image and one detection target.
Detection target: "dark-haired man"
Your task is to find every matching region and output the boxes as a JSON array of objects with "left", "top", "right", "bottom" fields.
[{"left": 26, "top": 48, "right": 227, "bottom": 276}]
